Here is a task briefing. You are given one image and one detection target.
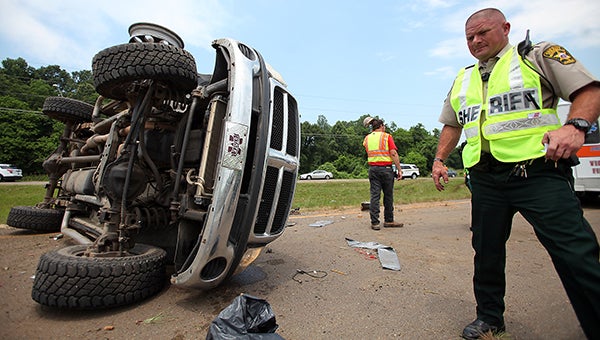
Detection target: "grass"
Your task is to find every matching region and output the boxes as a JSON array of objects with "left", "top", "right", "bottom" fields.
[
  {"left": 292, "top": 177, "right": 470, "bottom": 211},
  {"left": 0, "top": 184, "right": 48, "bottom": 223},
  {"left": 0, "top": 177, "right": 471, "bottom": 223}
]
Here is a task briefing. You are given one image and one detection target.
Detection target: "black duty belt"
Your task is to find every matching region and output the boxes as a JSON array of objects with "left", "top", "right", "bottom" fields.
[{"left": 470, "top": 152, "right": 579, "bottom": 173}]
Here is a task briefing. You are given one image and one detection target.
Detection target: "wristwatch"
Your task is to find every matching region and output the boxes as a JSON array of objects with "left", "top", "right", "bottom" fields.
[{"left": 564, "top": 118, "right": 591, "bottom": 133}]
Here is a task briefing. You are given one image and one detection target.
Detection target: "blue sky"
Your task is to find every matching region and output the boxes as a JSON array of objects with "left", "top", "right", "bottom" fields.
[{"left": 1, "top": 0, "right": 599, "bottom": 132}]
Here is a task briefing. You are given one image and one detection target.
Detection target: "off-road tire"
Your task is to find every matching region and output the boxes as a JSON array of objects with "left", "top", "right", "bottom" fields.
[
  {"left": 32, "top": 244, "right": 166, "bottom": 309},
  {"left": 6, "top": 206, "right": 64, "bottom": 232},
  {"left": 92, "top": 43, "right": 198, "bottom": 101},
  {"left": 42, "top": 97, "right": 93, "bottom": 123}
]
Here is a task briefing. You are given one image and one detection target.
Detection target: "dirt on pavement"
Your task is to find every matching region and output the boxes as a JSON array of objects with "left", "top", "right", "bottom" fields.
[{"left": 1, "top": 198, "right": 598, "bottom": 339}]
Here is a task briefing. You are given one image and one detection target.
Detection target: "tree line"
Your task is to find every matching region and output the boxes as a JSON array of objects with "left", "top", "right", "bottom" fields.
[
  {"left": 0, "top": 57, "right": 463, "bottom": 176},
  {"left": 299, "top": 115, "right": 462, "bottom": 178}
]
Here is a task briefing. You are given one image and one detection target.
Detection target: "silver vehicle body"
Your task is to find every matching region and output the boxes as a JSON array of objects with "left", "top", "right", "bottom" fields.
[
  {"left": 168, "top": 38, "right": 299, "bottom": 288},
  {"left": 42, "top": 29, "right": 299, "bottom": 290}
]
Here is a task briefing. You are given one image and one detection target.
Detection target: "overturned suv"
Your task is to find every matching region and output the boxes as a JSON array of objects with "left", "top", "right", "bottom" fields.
[{"left": 7, "top": 23, "right": 300, "bottom": 309}]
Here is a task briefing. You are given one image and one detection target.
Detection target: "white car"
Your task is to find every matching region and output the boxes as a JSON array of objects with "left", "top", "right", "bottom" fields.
[
  {"left": 400, "top": 164, "right": 420, "bottom": 179},
  {"left": 0, "top": 164, "right": 23, "bottom": 181},
  {"left": 300, "top": 170, "right": 333, "bottom": 180}
]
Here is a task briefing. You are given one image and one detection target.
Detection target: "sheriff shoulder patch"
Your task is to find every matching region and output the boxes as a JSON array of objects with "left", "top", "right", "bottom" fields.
[{"left": 542, "top": 45, "right": 576, "bottom": 65}]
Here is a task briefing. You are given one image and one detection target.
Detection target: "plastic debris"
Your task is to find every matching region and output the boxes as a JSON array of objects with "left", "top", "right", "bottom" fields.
[
  {"left": 345, "top": 238, "right": 401, "bottom": 271},
  {"left": 308, "top": 220, "right": 334, "bottom": 227},
  {"left": 354, "top": 248, "right": 378, "bottom": 260},
  {"left": 206, "top": 294, "right": 283, "bottom": 339},
  {"left": 142, "top": 312, "right": 165, "bottom": 324}
]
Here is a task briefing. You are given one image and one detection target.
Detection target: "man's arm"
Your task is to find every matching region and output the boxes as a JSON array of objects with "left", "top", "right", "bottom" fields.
[
  {"left": 390, "top": 149, "right": 401, "bottom": 179},
  {"left": 432, "top": 125, "right": 462, "bottom": 191},
  {"left": 543, "top": 84, "right": 600, "bottom": 161}
]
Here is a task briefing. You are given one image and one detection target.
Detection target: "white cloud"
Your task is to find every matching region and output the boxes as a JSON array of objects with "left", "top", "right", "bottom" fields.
[
  {"left": 376, "top": 51, "right": 397, "bottom": 62},
  {"left": 428, "top": 0, "right": 600, "bottom": 63},
  {"left": 506, "top": 0, "right": 600, "bottom": 48},
  {"left": 0, "top": 0, "right": 234, "bottom": 70},
  {"left": 424, "top": 66, "right": 457, "bottom": 79},
  {"left": 429, "top": 37, "right": 470, "bottom": 59}
]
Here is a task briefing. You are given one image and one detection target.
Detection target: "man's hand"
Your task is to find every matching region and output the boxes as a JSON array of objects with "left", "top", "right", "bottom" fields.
[
  {"left": 432, "top": 161, "right": 448, "bottom": 191},
  {"left": 542, "top": 125, "right": 585, "bottom": 162},
  {"left": 543, "top": 83, "right": 600, "bottom": 161},
  {"left": 432, "top": 125, "right": 462, "bottom": 191}
]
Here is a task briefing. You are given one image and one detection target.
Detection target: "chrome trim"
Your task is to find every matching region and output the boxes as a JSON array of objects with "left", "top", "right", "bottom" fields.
[
  {"left": 171, "top": 38, "right": 261, "bottom": 288},
  {"left": 248, "top": 80, "right": 299, "bottom": 244}
]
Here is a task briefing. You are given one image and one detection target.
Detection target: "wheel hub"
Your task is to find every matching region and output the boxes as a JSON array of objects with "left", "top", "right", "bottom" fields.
[{"left": 128, "top": 22, "right": 185, "bottom": 48}]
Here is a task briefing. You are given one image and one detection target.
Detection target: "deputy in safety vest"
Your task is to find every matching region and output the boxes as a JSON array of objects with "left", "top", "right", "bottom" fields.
[
  {"left": 431, "top": 8, "right": 600, "bottom": 340},
  {"left": 362, "top": 117, "right": 403, "bottom": 230}
]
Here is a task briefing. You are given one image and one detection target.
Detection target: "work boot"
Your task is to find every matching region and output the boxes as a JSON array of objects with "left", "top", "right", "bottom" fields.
[
  {"left": 383, "top": 221, "right": 404, "bottom": 228},
  {"left": 461, "top": 319, "right": 505, "bottom": 340},
  {"left": 371, "top": 223, "right": 380, "bottom": 230}
]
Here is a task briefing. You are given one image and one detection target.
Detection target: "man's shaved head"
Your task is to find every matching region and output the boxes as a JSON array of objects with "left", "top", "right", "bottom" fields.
[{"left": 465, "top": 8, "right": 510, "bottom": 62}]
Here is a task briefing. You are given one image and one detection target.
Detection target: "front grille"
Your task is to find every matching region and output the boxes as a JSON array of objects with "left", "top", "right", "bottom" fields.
[
  {"left": 254, "top": 166, "right": 279, "bottom": 234},
  {"left": 252, "top": 84, "right": 299, "bottom": 239},
  {"left": 286, "top": 96, "right": 298, "bottom": 156},
  {"left": 271, "top": 170, "right": 295, "bottom": 234},
  {"left": 270, "top": 90, "right": 284, "bottom": 150}
]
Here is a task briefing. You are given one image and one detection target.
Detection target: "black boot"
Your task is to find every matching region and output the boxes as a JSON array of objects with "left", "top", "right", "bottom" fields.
[{"left": 461, "top": 319, "right": 505, "bottom": 339}]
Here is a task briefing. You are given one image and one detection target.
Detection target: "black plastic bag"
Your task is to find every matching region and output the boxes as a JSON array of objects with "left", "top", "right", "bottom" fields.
[{"left": 206, "top": 294, "right": 284, "bottom": 339}]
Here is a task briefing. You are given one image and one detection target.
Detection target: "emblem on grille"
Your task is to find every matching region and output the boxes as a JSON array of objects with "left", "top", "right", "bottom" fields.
[{"left": 222, "top": 122, "right": 248, "bottom": 171}]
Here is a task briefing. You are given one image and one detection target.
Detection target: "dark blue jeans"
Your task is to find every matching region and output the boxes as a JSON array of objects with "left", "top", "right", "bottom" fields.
[{"left": 368, "top": 166, "right": 395, "bottom": 225}]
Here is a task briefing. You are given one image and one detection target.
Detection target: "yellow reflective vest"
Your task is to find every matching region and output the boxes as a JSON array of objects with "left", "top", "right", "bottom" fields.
[
  {"left": 363, "top": 131, "right": 393, "bottom": 164},
  {"left": 450, "top": 47, "right": 561, "bottom": 167}
]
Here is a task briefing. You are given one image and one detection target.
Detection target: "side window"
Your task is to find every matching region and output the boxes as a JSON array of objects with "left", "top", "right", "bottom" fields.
[{"left": 585, "top": 120, "right": 599, "bottom": 144}]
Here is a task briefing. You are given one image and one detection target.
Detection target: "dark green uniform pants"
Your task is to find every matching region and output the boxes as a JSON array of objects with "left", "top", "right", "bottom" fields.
[{"left": 469, "top": 155, "right": 600, "bottom": 339}]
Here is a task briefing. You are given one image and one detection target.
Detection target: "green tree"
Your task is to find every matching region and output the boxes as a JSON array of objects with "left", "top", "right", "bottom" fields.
[
  {"left": 26, "top": 79, "right": 55, "bottom": 109},
  {"left": 0, "top": 57, "right": 97, "bottom": 175},
  {"left": 1, "top": 58, "right": 34, "bottom": 80},
  {"left": 0, "top": 109, "right": 57, "bottom": 173},
  {"left": 71, "top": 70, "right": 97, "bottom": 103},
  {"left": 34, "top": 65, "right": 74, "bottom": 96},
  {"left": 0, "top": 95, "right": 28, "bottom": 110},
  {"left": 403, "top": 150, "right": 428, "bottom": 173}
]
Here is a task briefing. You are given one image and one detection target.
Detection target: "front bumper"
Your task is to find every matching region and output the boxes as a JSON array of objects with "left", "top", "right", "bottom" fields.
[{"left": 171, "top": 39, "right": 299, "bottom": 289}]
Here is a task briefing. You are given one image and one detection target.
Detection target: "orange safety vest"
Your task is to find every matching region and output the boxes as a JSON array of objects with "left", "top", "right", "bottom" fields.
[{"left": 363, "top": 131, "right": 393, "bottom": 164}]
